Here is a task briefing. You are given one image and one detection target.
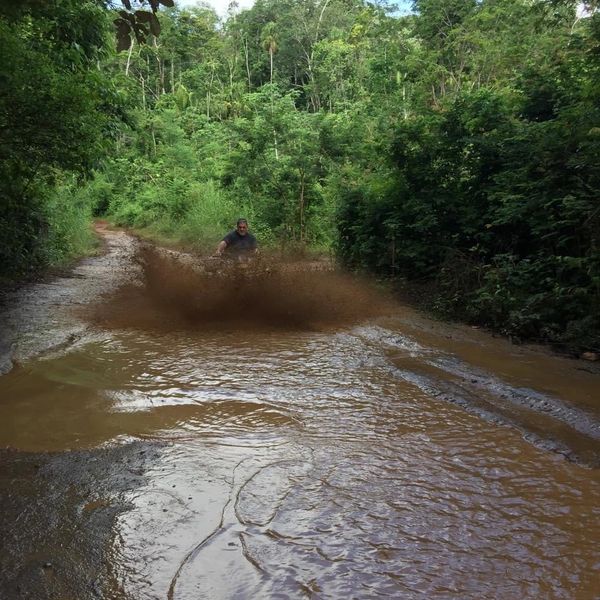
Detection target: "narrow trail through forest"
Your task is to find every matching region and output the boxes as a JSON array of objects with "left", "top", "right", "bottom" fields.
[{"left": 0, "top": 225, "right": 598, "bottom": 599}]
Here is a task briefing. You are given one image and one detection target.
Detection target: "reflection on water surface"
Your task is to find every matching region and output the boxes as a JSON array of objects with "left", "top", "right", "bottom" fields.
[{"left": 1, "top": 324, "right": 599, "bottom": 599}]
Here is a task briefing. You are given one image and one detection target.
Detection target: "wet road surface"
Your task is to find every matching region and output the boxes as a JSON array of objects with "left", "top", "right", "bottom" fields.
[{"left": 0, "top": 226, "right": 599, "bottom": 599}]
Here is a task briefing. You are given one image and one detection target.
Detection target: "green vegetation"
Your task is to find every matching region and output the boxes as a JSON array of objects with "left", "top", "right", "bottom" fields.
[
  {"left": 1, "top": 0, "right": 599, "bottom": 352},
  {"left": 0, "top": 1, "right": 117, "bottom": 277}
]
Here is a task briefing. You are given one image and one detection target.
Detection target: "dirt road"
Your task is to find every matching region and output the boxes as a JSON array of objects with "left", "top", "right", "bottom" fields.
[{"left": 1, "top": 225, "right": 598, "bottom": 599}]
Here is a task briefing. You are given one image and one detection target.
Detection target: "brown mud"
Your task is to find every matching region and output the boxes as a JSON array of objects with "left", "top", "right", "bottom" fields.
[{"left": 0, "top": 441, "right": 161, "bottom": 599}]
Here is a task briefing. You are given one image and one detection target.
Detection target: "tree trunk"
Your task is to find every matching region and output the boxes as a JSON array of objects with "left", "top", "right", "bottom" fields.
[
  {"left": 228, "top": 55, "right": 235, "bottom": 114},
  {"left": 170, "top": 56, "right": 175, "bottom": 92},
  {"left": 140, "top": 75, "right": 146, "bottom": 111},
  {"left": 244, "top": 36, "right": 252, "bottom": 90},
  {"left": 153, "top": 37, "right": 165, "bottom": 95},
  {"left": 299, "top": 171, "right": 306, "bottom": 243},
  {"left": 207, "top": 65, "right": 215, "bottom": 119},
  {"left": 125, "top": 38, "right": 134, "bottom": 76}
]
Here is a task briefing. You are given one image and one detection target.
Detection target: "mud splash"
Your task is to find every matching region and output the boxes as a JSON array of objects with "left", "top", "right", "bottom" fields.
[{"left": 88, "top": 246, "right": 391, "bottom": 332}]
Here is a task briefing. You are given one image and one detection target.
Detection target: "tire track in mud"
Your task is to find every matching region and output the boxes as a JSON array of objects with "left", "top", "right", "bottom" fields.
[
  {"left": 167, "top": 449, "right": 314, "bottom": 599},
  {"left": 394, "top": 366, "right": 599, "bottom": 465},
  {"left": 429, "top": 355, "right": 600, "bottom": 440},
  {"left": 166, "top": 455, "right": 252, "bottom": 600},
  {"left": 353, "top": 326, "right": 600, "bottom": 467}
]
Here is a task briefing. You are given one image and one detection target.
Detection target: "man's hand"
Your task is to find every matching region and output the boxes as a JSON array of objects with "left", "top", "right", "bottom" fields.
[{"left": 214, "top": 240, "right": 227, "bottom": 256}]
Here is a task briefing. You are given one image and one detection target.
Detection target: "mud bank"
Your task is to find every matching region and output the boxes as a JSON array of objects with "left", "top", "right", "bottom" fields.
[
  {"left": 0, "top": 223, "right": 139, "bottom": 376},
  {"left": 0, "top": 441, "right": 161, "bottom": 600}
]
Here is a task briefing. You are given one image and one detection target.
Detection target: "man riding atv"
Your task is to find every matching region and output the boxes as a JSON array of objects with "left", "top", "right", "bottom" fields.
[{"left": 214, "top": 218, "right": 258, "bottom": 260}]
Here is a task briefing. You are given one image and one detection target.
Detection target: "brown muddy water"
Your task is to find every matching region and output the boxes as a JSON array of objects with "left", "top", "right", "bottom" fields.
[{"left": 0, "top": 226, "right": 599, "bottom": 599}]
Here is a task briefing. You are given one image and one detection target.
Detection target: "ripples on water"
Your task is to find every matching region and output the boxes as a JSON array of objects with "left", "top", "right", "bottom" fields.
[
  {"left": 1, "top": 246, "right": 599, "bottom": 599},
  {"left": 4, "top": 327, "right": 593, "bottom": 599}
]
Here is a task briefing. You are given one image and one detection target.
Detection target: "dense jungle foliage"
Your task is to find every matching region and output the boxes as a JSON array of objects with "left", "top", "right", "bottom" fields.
[{"left": 1, "top": 0, "right": 599, "bottom": 352}]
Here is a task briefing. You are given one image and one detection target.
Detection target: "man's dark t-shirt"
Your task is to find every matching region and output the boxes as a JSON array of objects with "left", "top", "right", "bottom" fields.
[{"left": 222, "top": 230, "right": 257, "bottom": 256}]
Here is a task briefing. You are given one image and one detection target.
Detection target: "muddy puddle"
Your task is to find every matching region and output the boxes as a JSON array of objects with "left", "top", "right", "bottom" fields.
[{"left": 1, "top": 226, "right": 599, "bottom": 599}]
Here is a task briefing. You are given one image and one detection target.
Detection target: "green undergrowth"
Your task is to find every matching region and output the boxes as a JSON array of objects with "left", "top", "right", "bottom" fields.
[
  {"left": 390, "top": 276, "right": 600, "bottom": 358},
  {"left": 0, "top": 175, "right": 99, "bottom": 283}
]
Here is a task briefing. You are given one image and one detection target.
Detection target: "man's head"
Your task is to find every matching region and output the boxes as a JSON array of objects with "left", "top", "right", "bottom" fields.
[{"left": 236, "top": 218, "right": 249, "bottom": 236}]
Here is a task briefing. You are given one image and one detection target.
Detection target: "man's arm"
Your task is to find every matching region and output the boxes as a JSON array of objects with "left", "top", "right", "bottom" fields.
[{"left": 214, "top": 240, "right": 227, "bottom": 255}]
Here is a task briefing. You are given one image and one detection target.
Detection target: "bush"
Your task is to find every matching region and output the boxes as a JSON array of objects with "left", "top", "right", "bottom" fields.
[{"left": 44, "top": 175, "right": 97, "bottom": 266}]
